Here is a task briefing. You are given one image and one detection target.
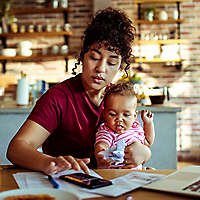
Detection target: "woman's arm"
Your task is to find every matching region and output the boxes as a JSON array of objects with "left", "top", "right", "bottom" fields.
[{"left": 7, "top": 119, "right": 90, "bottom": 174}]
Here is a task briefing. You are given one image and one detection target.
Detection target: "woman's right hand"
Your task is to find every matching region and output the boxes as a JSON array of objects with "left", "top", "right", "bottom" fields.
[{"left": 43, "top": 156, "right": 90, "bottom": 175}]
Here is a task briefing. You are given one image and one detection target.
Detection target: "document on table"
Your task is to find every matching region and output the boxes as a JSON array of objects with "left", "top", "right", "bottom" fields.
[
  {"left": 13, "top": 170, "right": 166, "bottom": 198},
  {"left": 14, "top": 169, "right": 102, "bottom": 199},
  {"left": 83, "top": 171, "right": 166, "bottom": 197}
]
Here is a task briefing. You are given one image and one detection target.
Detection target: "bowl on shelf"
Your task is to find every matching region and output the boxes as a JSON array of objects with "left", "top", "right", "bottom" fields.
[
  {"left": 149, "top": 95, "right": 165, "bottom": 104},
  {"left": 1, "top": 48, "right": 17, "bottom": 57},
  {"left": 18, "top": 40, "right": 32, "bottom": 49}
]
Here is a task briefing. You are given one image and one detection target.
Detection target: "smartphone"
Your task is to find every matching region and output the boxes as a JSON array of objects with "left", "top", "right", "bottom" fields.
[{"left": 59, "top": 173, "right": 112, "bottom": 189}]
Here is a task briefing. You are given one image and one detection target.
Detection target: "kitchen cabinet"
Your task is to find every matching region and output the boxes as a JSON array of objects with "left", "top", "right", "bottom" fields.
[
  {"left": 134, "top": 0, "right": 187, "bottom": 69},
  {"left": 137, "top": 106, "right": 181, "bottom": 169},
  {"left": 0, "top": 7, "right": 72, "bottom": 73}
]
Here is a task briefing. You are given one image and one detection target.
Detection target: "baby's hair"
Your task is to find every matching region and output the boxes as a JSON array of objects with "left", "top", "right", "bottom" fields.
[
  {"left": 104, "top": 81, "right": 137, "bottom": 106},
  {"left": 73, "top": 7, "right": 135, "bottom": 75}
]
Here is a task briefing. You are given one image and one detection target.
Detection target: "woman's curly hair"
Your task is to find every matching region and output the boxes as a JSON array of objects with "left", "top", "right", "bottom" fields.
[
  {"left": 104, "top": 81, "right": 137, "bottom": 107},
  {"left": 73, "top": 7, "right": 135, "bottom": 75}
]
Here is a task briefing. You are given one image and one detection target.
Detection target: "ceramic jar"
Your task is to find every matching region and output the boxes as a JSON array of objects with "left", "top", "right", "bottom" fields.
[
  {"left": 60, "top": 0, "right": 68, "bottom": 8},
  {"left": 172, "top": 10, "right": 178, "bottom": 20},
  {"left": 159, "top": 10, "right": 168, "bottom": 20}
]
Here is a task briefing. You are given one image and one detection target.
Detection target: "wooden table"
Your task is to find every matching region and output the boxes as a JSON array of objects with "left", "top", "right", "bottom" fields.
[{"left": 0, "top": 165, "right": 196, "bottom": 200}]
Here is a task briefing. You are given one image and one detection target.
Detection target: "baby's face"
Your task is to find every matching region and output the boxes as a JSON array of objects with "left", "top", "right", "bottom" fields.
[{"left": 103, "top": 94, "right": 137, "bottom": 134}]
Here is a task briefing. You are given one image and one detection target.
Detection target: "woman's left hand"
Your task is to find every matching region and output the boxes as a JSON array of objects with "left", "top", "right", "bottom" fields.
[{"left": 121, "top": 142, "right": 151, "bottom": 169}]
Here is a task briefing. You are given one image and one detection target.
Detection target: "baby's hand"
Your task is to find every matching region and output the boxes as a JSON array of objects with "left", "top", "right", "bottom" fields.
[
  {"left": 96, "top": 151, "right": 112, "bottom": 169},
  {"left": 141, "top": 110, "right": 154, "bottom": 124},
  {"left": 95, "top": 142, "right": 112, "bottom": 169}
]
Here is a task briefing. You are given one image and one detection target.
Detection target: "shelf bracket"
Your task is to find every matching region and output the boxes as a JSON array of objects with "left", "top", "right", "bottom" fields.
[
  {"left": 137, "top": 3, "right": 143, "bottom": 71},
  {"left": 177, "top": 2, "right": 181, "bottom": 39},
  {"left": 63, "top": 9, "right": 69, "bottom": 67},
  {"left": 65, "top": 58, "right": 68, "bottom": 72},
  {"left": 1, "top": 60, "right": 7, "bottom": 73},
  {"left": 0, "top": 36, "right": 7, "bottom": 48},
  {"left": 63, "top": 9, "right": 68, "bottom": 25}
]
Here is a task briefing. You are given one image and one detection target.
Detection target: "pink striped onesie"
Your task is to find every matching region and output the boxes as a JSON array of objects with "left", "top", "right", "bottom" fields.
[{"left": 95, "top": 119, "right": 145, "bottom": 169}]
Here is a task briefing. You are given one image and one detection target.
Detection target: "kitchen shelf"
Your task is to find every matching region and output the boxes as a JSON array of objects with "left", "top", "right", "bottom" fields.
[
  {"left": 12, "top": 7, "right": 69, "bottom": 15},
  {"left": 134, "top": 0, "right": 186, "bottom": 69},
  {"left": 135, "top": 19, "right": 184, "bottom": 24},
  {"left": 135, "top": 58, "right": 184, "bottom": 63},
  {"left": 0, "top": 31, "right": 72, "bottom": 38},
  {"left": 134, "top": 0, "right": 186, "bottom": 3},
  {"left": 0, "top": 53, "right": 74, "bottom": 61},
  {"left": 135, "top": 39, "right": 187, "bottom": 45},
  {"left": 0, "top": 7, "right": 71, "bottom": 73}
]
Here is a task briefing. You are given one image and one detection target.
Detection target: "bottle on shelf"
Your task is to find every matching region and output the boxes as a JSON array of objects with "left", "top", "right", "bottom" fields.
[
  {"left": 10, "top": 17, "right": 18, "bottom": 33},
  {"left": 51, "top": 0, "right": 59, "bottom": 8},
  {"left": 16, "top": 71, "right": 29, "bottom": 106}
]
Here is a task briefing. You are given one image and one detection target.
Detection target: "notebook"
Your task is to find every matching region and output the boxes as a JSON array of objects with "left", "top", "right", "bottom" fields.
[{"left": 143, "top": 165, "right": 200, "bottom": 197}]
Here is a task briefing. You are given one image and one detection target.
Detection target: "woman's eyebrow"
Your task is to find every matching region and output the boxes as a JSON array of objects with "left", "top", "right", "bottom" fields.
[
  {"left": 90, "top": 48, "right": 120, "bottom": 59},
  {"left": 90, "top": 48, "right": 101, "bottom": 54}
]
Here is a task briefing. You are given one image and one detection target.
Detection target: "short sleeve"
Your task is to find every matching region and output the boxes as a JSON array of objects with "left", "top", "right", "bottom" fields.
[{"left": 28, "top": 88, "right": 67, "bottom": 133}]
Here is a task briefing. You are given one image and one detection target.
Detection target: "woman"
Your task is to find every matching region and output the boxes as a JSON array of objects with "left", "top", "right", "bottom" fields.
[{"left": 7, "top": 7, "right": 151, "bottom": 175}]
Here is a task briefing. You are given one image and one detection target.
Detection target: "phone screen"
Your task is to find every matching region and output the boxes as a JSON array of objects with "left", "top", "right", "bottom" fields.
[{"left": 59, "top": 173, "right": 112, "bottom": 189}]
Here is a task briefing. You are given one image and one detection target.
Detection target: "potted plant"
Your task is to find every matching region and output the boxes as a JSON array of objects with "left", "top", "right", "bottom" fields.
[
  {"left": 0, "top": 0, "right": 14, "bottom": 32},
  {"left": 144, "top": 7, "right": 156, "bottom": 22}
]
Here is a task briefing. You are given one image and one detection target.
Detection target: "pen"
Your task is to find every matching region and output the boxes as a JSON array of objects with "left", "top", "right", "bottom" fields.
[{"left": 48, "top": 175, "right": 60, "bottom": 189}]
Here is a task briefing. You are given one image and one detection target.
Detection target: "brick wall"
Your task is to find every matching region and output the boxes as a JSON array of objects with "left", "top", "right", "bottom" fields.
[
  {"left": 0, "top": 0, "right": 200, "bottom": 158},
  {"left": 0, "top": 0, "right": 93, "bottom": 84},
  {"left": 111, "top": 0, "right": 200, "bottom": 156}
]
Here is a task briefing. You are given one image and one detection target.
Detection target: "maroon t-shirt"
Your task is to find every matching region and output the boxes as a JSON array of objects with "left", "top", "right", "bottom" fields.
[{"left": 28, "top": 74, "right": 104, "bottom": 166}]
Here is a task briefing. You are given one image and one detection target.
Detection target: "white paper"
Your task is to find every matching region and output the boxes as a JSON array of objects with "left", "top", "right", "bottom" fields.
[
  {"left": 13, "top": 170, "right": 166, "bottom": 198},
  {"left": 13, "top": 169, "right": 102, "bottom": 199},
  {"left": 83, "top": 171, "right": 166, "bottom": 197}
]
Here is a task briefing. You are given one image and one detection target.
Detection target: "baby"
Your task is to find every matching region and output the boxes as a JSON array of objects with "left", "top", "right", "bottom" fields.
[{"left": 95, "top": 81, "right": 155, "bottom": 169}]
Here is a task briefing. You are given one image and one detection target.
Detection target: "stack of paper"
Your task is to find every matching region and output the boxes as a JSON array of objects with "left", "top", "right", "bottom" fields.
[{"left": 13, "top": 169, "right": 165, "bottom": 198}]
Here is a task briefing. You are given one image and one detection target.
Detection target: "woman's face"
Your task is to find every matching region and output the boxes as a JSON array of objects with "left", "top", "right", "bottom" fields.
[{"left": 81, "top": 43, "right": 122, "bottom": 92}]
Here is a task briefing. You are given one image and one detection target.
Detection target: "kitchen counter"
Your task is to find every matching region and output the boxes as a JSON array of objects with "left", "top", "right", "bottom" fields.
[
  {"left": 0, "top": 101, "right": 33, "bottom": 113},
  {"left": 0, "top": 101, "right": 181, "bottom": 169},
  {"left": 0, "top": 101, "right": 181, "bottom": 113},
  {"left": 137, "top": 104, "right": 181, "bottom": 112}
]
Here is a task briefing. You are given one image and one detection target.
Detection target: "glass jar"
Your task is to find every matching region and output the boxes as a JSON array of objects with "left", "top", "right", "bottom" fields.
[
  {"left": 10, "top": 23, "right": 18, "bottom": 33},
  {"left": 46, "top": 24, "right": 52, "bottom": 32},
  {"left": 55, "top": 24, "right": 62, "bottom": 32},
  {"left": 36, "top": 24, "right": 43, "bottom": 32},
  {"left": 28, "top": 24, "right": 35, "bottom": 33},
  {"left": 64, "top": 23, "right": 71, "bottom": 32},
  {"left": 60, "top": 45, "right": 68, "bottom": 54},
  {"left": 19, "top": 25, "right": 26, "bottom": 33},
  {"left": 51, "top": 45, "right": 59, "bottom": 54},
  {"left": 10, "top": 18, "right": 18, "bottom": 33}
]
